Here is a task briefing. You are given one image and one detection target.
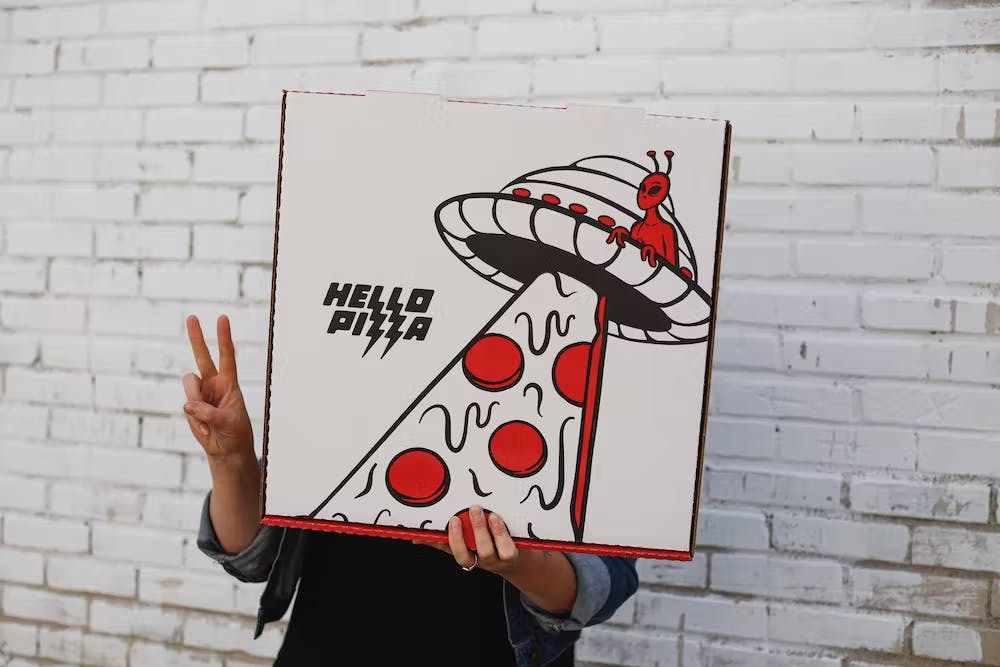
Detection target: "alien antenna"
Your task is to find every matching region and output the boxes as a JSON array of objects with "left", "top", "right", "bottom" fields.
[
  {"left": 646, "top": 150, "right": 659, "bottom": 173},
  {"left": 663, "top": 150, "right": 674, "bottom": 176}
]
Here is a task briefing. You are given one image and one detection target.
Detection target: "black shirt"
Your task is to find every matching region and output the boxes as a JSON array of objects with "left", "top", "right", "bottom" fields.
[{"left": 273, "top": 531, "right": 574, "bottom": 667}]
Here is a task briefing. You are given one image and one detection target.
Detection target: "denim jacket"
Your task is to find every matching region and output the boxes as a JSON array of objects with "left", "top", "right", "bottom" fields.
[{"left": 197, "top": 492, "right": 638, "bottom": 667}]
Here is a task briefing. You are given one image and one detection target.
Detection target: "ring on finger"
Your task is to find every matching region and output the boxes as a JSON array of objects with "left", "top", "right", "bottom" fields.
[{"left": 461, "top": 552, "right": 479, "bottom": 572}]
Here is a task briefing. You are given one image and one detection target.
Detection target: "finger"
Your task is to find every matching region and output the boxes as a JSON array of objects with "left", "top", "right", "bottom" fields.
[
  {"left": 183, "top": 400, "right": 225, "bottom": 427},
  {"left": 469, "top": 506, "right": 495, "bottom": 563},
  {"left": 182, "top": 372, "right": 203, "bottom": 403},
  {"left": 217, "top": 315, "right": 238, "bottom": 379},
  {"left": 488, "top": 513, "right": 519, "bottom": 561},
  {"left": 447, "top": 516, "right": 475, "bottom": 568},
  {"left": 186, "top": 414, "right": 210, "bottom": 437},
  {"left": 186, "top": 315, "right": 218, "bottom": 379}
]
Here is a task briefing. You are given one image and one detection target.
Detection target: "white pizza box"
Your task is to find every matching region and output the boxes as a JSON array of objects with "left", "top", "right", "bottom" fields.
[{"left": 261, "top": 90, "right": 731, "bottom": 560}]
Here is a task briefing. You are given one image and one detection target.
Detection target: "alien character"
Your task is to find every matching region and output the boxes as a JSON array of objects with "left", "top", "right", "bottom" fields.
[{"left": 606, "top": 150, "right": 689, "bottom": 273}]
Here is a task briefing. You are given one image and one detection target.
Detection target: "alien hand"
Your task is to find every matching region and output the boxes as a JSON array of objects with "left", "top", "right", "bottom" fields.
[
  {"left": 606, "top": 227, "right": 630, "bottom": 248},
  {"left": 641, "top": 245, "right": 658, "bottom": 267}
]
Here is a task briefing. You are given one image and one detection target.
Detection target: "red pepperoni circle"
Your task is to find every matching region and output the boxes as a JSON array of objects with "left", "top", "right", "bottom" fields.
[
  {"left": 512, "top": 187, "right": 530, "bottom": 197},
  {"left": 385, "top": 448, "right": 449, "bottom": 507},
  {"left": 680, "top": 267, "right": 693, "bottom": 279},
  {"left": 463, "top": 334, "right": 523, "bottom": 391},
  {"left": 489, "top": 421, "right": 547, "bottom": 477},
  {"left": 597, "top": 214, "right": 615, "bottom": 227},
  {"left": 569, "top": 203, "right": 587, "bottom": 214},
  {"left": 553, "top": 342, "right": 591, "bottom": 406},
  {"left": 542, "top": 193, "right": 560, "bottom": 205}
]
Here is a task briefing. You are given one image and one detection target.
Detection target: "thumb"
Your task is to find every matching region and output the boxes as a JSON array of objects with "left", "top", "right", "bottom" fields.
[{"left": 184, "top": 401, "right": 225, "bottom": 427}]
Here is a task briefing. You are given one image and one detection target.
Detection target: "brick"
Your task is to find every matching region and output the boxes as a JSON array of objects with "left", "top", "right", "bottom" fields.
[
  {"left": 664, "top": 55, "right": 791, "bottom": 93},
  {"left": 720, "top": 237, "right": 792, "bottom": 277},
  {"left": 794, "top": 53, "right": 936, "bottom": 93},
  {"left": 83, "top": 634, "right": 129, "bottom": 667},
  {"left": 636, "top": 591, "right": 767, "bottom": 638},
  {"left": 478, "top": 17, "right": 595, "bottom": 57},
  {"left": 713, "top": 330, "right": 781, "bottom": 371},
  {"left": 49, "top": 260, "right": 139, "bottom": 296},
  {"left": 419, "top": 0, "right": 532, "bottom": 16},
  {"left": 89, "top": 300, "right": 183, "bottom": 337},
  {"left": 192, "top": 146, "right": 276, "bottom": 184},
  {"left": 0, "top": 621, "right": 38, "bottom": 657},
  {"left": 0, "top": 259, "right": 46, "bottom": 293},
  {"left": 768, "top": 605, "right": 904, "bottom": 651},
  {"left": 58, "top": 38, "right": 148, "bottom": 72},
  {"left": 5, "top": 368, "right": 92, "bottom": 406},
  {"left": 193, "top": 225, "right": 274, "bottom": 262},
  {"left": 727, "top": 190, "right": 856, "bottom": 232},
  {"left": 49, "top": 482, "right": 143, "bottom": 523},
  {"left": 913, "top": 622, "right": 1000, "bottom": 664},
  {"left": 152, "top": 34, "right": 248, "bottom": 68},
  {"left": 862, "top": 383, "right": 1000, "bottom": 431},
  {"left": 850, "top": 478, "right": 990, "bottom": 523},
  {"left": 2, "top": 296, "right": 87, "bottom": 331},
  {"left": 0, "top": 43, "right": 57, "bottom": 75},
  {"left": 537, "top": 58, "right": 660, "bottom": 97},
  {"left": 3, "top": 586, "right": 86, "bottom": 626},
  {"left": 39, "top": 626, "right": 82, "bottom": 663},
  {"left": 962, "top": 102, "right": 1000, "bottom": 140},
  {"left": 9, "top": 147, "right": 98, "bottom": 181},
  {"left": 712, "top": 554, "right": 844, "bottom": 603},
  {"left": 0, "top": 404, "right": 49, "bottom": 438},
  {"left": 52, "top": 185, "right": 136, "bottom": 220},
  {"left": 719, "top": 284, "right": 855, "bottom": 328},
  {"left": 47, "top": 555, "right": 137, "bottom": 596},
  {"left": 939, "top": 147, "right": 1000, "bottom": 189},
  {"left": 12, "top": 75, "right": 101, "bottom": 107},
  {"left": 797, "top": 240, "right": 933, "bottom": 280},
  {"left": 576, "top": 627, "right": 679, "bottom": 667},
  {"left": 709, "top": 468, "right": 841, "bottom": 511},
  {"left": 129, "top": 642, "right": 223, "bottom": 667},
  {"left": 913, "top": 526, "right": 1000, "bottom": 572},
  {"left": 94, "top": 374, "right": 185, "bottom": 415},
  {"left": 6, "top": 221, "right": 92, "bottom": 258},
  {"left": 142, "top": 263, "right": 240, "bottom": 301},
  {"left": 784, "top": 334, "right": 928, "bottom": 381},
  {"left": 732, "top": 12, "right": 870, "bottom": 51},
  {"left": 705, "top": 417, "right": 778, "bottom": 459},
  {"left": 140, "top": 186, "right": 239, "bottom": 221},
  {"left": 862, "top": 292, "right": 953, "bottom": 332},
  {"left": 143, "top": 491, "right": 204, "bottom": 531},
  {"left": 0, "top": 334, "right": 39, "bottom": 365},
  {"left": 146, "top": 108, "right": 243, "bottom": 143},
  {"left": 943, "top": 245, "right": 1000, "bottom": 284},
  {"left": 2, "top": 514, "right": 89, "bottom": 552},
  {"left": 719, "top": 100, "right": 855, "bottom": 141},
  {"left": 96, "top": 224, "right": 189, "bottom": 260},
  {"left": 859, "top": 102, "right": 961, "bottom": 140},
  {"left": 862, "top": 191, "right": 1000, "bottom": 236},
  {"left": 140, "top": 567, "right": 235, "bottom": 612},
  {"left": 41, "top": 334, "right": 88, "bottom": 370},
  {"left": 90, "top": 600, "right": 183, "bottom": 641},
  {"left": 413, "top": 61, "right": 532, "bottom": 99},
  {"left": 918, "top": 431, "right": 1000, "bottom": 478},
  {"left": 364, "top": 24, "right": 472, "bottom": 61},
  {"left": 104, "top": 0, "right": 201, "bottom": 33},
  {"left": 92, "top": 523, "right": 185, "bottom": 567},
  {"left": 600, "top": 15, "right": 728, "bottom": 52},
  {"left": 182, "top": 614, "right": 284, "bottom": 657},
  {"left": 201, "top": 68, "right": 302, "bottom": 104},
  {"left": 795, "top": 145, "right": 933, "bottom": 186},
  {"left": 98, "top": 148, "right": 190, "bottom": 181},
  {"left": 0, "top": 547, "right": 45, "bottom": 584},
  {"left": 852, "top": 568, "right": 988, "bottom": 618},
  {"left": 105, "top": 72, "right": 198, "bottom": 106},
  {"left": 713, "top": 376, "right": 854, "bottom": 421},
  {"left": 11, "top": 6, "right": 100, "bottom": 38},
  {"left": 941, "top": 51, "right": 1000, "bottom": 92},
  {"left": 697, "top": 509, "right": 769, "bottom": 550},
  {"left": 0, "top": 111, "right": 50, "bottom": 145},
  {"left": 0, "top": 473, "right": 46, "bottom": 512},
  {"left": 50, "top": 110, "right": 143, "bottom": 144},
  {"left": 772, "top": 514, "right": 909, "bottom": 562},
  {"left": 50, "top": 408, "right": 139, "bottom": 447},
  {"left": 239, "top": 186, "right": 278, "bottom": 223}
]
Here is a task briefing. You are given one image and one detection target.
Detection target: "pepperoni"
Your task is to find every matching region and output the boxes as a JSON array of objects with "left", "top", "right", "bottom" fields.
[
  {"left": 385, "top": 448, "right": 449, "bottom": 507},
  {"left": 541, "top": 193, "right": 560, "bottom": 205},
  {"left": 569, "top": 203, "right": 587, "bottom": 214},
  {"left": 553, "top": 342, "right": 591, "bottom": 406},
  {"left": 597, "top": 214, "right": 615, "bottom": 227},
  {"left": 489, "top": 421, "right": 546, "bottom": 477},
  {"left": 512, "top": 188, "right": 530, "bottom": 197},
  {"left": 680, "top": 267, "right": 693, "bottom": 279},
  {"left": 463, "top": 333, "right": 523, "bottom": 391}
]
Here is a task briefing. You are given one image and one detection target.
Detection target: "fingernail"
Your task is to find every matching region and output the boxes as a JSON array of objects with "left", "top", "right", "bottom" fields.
[
  {"left": 471, "top": 505, "right": 482, "bottom": 517},
  {"left": 199, "top": 423, "right": 209, "bottom": 435},
  {"left": 183, "top": 403, "right": 195, "bottom": 415},
  {"left": 489, "top": 513, "right": 501, "bottom": 526},
  {"left": 448, "top": 516, "right": 458, "bottom": 529}
]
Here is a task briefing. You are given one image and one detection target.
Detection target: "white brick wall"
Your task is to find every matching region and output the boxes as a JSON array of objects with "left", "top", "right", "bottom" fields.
[{"left": 0, "top": 2, "right": 997, "bottom": 666}]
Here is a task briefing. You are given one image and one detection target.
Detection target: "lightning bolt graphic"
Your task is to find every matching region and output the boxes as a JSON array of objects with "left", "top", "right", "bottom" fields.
[
  {"left": 363, "top": 287, "right": 387, "bottom": 357},
  {"left": 381, "top": 295, "right": 406, "bottom": 359}
]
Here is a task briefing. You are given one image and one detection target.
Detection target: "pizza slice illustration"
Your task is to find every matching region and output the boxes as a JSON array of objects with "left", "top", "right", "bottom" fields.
[{"left": 308, "top": 150, "right": 713, "bottom": 547}]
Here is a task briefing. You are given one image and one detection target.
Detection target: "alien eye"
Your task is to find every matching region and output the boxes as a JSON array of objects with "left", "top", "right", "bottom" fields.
[{"left": 648, "top": 185, "right": 662, "bottom": 196}]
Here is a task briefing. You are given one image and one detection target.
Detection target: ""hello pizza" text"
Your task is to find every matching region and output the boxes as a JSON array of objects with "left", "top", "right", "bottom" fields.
[{"left": 323, "top": 282, "right": 434, "bottom": 358}]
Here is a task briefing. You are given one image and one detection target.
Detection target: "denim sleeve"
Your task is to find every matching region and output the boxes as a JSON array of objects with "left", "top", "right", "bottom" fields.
[
  {"left": 196, "top": 491, "right": 283, "bottom": 583},
  {"left": 518, "top": 554, "right": 638, "bottom": 634}
]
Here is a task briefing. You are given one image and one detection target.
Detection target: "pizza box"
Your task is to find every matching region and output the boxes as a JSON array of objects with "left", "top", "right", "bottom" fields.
[{"left": 260, "top": 90, "right": 731, "bottom": 560}]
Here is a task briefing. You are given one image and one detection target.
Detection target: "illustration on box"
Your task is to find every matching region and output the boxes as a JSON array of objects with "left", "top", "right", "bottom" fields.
[{"left": 308, "top": 148, "right": 712, "bottom": 545}]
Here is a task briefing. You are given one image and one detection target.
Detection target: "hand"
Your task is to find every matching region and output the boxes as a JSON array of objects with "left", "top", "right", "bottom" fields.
[
  {"left": 413, "top": 506, "right": 521, "bottom": 575},
  {"left": 641, "top": 244, "right": 658, "bottom": 267},
  {"left": 606, "top": 226, "right": 630, "bottom": 248},
  {"left": 183, "top": 314, "right": 254, "bottom": 465}
]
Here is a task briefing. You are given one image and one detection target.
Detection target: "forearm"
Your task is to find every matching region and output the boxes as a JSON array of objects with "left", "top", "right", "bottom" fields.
[
  {"left": 207, "top": 451, "right": 262, "bottom": 555},
  {"left": 503, "top": 549, "right": 577, "bottom": 616}
]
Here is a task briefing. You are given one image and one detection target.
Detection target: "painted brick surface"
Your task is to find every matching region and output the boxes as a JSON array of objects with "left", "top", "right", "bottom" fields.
[{"left": 1, "top": 2, "right": 998, "bottom": 666}]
